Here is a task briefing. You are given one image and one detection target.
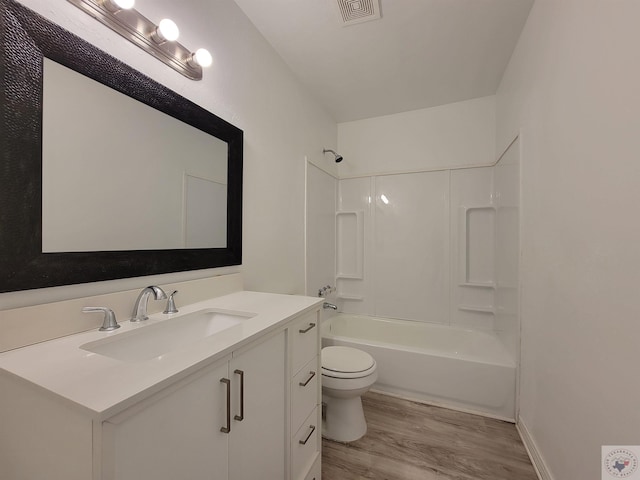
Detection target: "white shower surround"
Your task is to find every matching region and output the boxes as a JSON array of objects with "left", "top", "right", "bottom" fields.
[
  {"left": 326, "top": 132, "right": 520, "bottom": 420},
  {"left": 322, "top": 313, "right": 516, "bottom": 420},
  {"left": 336, "top": 168, "right": 505, "bottom": 330}
]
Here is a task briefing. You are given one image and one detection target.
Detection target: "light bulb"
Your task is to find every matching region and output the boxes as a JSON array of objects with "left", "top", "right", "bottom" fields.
[
  {"left": 191, "top": 48, "right": 212, "bottom": 68},
  {"left": 154, "top": 18, "right": 179, "bottom": 43},
  {"left": 103, "top": 0, "right": 134, "bottom": 11}
]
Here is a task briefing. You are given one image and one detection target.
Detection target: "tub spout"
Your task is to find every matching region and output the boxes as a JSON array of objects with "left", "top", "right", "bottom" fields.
[{"left": 323, "top": 302, "right": 338, "bottom": 310}]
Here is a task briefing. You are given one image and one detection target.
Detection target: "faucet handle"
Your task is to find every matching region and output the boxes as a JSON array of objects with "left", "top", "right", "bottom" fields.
[
  {"left": 318, "top": 285, "right": 335, "bottom": 297},
  {"left": 163, "top": 290, "right": 179, "bottom": 314},
  {"left": 82, "top": 306, "right": 120, "bottom": 331}
]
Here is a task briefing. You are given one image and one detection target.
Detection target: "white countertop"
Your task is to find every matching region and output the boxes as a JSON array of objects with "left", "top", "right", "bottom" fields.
[{"left": 0, "top": 291, "right": 322, "bottom": 419}]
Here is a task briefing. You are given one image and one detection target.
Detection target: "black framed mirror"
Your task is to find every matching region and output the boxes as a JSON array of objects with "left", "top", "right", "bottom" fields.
[{"left": 0, "top": 0, "right": 243, "bottom": 293}]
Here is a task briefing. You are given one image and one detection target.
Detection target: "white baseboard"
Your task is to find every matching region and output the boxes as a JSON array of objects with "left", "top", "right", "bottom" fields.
[{"left": 516, "top": 419, "right": 554, "bottom": 480}]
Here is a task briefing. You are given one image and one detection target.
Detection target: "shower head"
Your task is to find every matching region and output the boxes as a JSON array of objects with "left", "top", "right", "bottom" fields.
[{"left": 323, "top": 148, "right": 343, "bottom": 163}]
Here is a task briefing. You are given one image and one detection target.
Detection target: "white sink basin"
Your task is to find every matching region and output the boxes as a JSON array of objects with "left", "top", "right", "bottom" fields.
[{"left": 80, "top": 309, "right": 254, "bottom": 362}]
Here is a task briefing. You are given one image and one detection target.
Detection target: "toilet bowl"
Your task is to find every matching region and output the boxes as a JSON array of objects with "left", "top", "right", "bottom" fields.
[{"left": 321, "top": 346, "right": 378, "bottom": 442}]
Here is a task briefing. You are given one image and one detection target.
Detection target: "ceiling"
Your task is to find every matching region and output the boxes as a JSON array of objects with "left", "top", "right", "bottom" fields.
[{"left": 233, "top": 0, "right": 534, "bottom": 123}]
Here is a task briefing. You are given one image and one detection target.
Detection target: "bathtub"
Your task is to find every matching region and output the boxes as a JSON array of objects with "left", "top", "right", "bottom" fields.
[{"left": 321, "top": 314, "right": 516, "bottom": 420}]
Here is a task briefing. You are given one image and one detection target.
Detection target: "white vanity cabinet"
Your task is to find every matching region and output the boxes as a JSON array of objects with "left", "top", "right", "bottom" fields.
[
  {"left": 0, "top": 292, "right": 323, "bottom": 480},
  {"left": 102, "top": 331, "right": 285, "bottom": 480}
]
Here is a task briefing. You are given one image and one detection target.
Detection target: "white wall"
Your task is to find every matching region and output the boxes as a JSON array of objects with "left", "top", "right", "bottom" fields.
[
  {"left": 496, "top": 1, "right": 640, "bottom": 478},
  {"left": 305, "top": 163, "right": 336, "bottom": 297},
  {"left": 337, "top": 96, "right": 495, "bottom": 177},
  {"left": 0, "top": 0, "right": 336, "bottom": 317}
]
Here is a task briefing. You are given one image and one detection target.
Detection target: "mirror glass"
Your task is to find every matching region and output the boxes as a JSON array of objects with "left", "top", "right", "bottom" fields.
[{"left": 42, "top": 59, "right": 228, "bottom": 252}]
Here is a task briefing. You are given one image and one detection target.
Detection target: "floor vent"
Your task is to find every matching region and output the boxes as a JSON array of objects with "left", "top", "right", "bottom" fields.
[{"left": 335, "top": 0, "right": 381, "bottom": 26}]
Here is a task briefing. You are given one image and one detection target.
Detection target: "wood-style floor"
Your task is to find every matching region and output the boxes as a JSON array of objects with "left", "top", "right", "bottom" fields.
[{"left": 322, "top": 392, "right": 538, "bottom": 480}]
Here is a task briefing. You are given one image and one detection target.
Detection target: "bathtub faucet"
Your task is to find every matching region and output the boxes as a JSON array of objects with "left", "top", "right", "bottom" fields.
[{"left": 323, "top": 302, "right": 338, "bottom": 310}]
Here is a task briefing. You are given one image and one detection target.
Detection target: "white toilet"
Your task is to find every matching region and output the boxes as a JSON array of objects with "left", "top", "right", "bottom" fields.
[{"left": 321, "top": 346, "right": 378, "bottom": 442}]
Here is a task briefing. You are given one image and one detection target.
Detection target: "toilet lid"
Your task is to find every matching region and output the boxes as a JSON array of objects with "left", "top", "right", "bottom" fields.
[{"left": 322, "top": 346, "right": 375, "bottom": 374}]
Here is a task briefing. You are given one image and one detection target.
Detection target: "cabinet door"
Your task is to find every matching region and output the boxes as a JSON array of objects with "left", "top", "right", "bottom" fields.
[
  {"left": 102, "top": 360, "right": 230, "bottom": 480},
  {"left": 228, "top": 332, "right": 286, "bottom": 480}
]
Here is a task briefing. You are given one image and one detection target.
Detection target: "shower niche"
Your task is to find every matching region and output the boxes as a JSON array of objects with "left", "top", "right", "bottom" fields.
[
  {"left": 456, "top": 205, "right": 497, "bottom": 325},
  {"left": 335, "top": 210, "right": 365, "bottom": 303}
]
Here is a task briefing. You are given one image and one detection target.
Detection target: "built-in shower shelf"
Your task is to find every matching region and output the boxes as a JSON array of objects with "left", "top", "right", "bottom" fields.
[
  {"left": 337, "top": 294, "right": 364, "bottom": 301},
  {"left": 459, "top": 282, "right": 496, "bottom": 289},
  {"left": 336, "top": 210, "right": 364, "bottom": 280},
  {"left": 458, "top": 305, "right": 495, "bottom": 314},
  {"left": 459, "top": 205, "right": 495, "bottom": 286}
]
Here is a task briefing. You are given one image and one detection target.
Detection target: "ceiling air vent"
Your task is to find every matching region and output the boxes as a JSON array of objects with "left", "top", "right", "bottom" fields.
[{"left": 334, "top": 0, "right": 381, "bottom": 26}]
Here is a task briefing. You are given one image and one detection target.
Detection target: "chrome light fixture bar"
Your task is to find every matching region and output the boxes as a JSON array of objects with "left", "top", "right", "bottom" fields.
[{"left": 67, "top": 0, "right": 210, "bottom": 80}]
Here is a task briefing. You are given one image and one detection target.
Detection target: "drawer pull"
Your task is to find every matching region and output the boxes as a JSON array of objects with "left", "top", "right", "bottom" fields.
[
  {"left": 298, "top": 323, "right": 316, "bottom": 334},
  {"left": 299, "top": 424, "right": 316, "bottom": 445},
  {"left": 220, "top": 378, "right": 231, "bottom": 434},
  {"left": 299, "top": 371, "right": 316, "bottom": 387},
  {"left": 234, "top": 369, "right": 244, "bottom": 421}
]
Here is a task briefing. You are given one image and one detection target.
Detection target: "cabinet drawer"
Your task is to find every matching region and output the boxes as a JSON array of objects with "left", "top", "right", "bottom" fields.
[
  {"left": 304, "top": 456, "right": 321, "bottom": 480},
  {"left": 292, "top": 407, "right": 320, "bottom": 480},
  {"left": 291, "top": 311, "right": 319, "bottom": 375},
  {"left": 291, "top": 355, "right": 319, "bottom": 434}
]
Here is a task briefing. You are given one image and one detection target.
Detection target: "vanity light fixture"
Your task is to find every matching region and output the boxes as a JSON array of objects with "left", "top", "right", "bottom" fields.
[
  {"left": 102, "top": 0, "right": 134, "bottom": 13},
  {"left": 67, "top": 0, "right": 212, "bottom": 80}
]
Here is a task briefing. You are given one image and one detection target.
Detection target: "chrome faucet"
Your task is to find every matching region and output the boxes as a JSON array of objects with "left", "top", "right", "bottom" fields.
[
  {"left": 131, "top": 286, "right": 167, "bottom": 322},
  {"left": 323, "top": 302, "right": 338, "bottom": 310}
]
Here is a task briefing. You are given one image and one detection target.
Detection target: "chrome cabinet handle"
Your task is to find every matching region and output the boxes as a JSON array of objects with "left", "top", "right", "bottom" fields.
[
  {"left": 299, "top": 371, "right": 316, "bottom": 387},
  {"left": 220, "top": 378, "right": 231, "bottom": 433},
  {"left": 299, "top": 323, "right": 316, "bottom": 334},
  {"left": 299, "top": 425, "right": 316, "bottom": 445},
  {"left": 234, "top": 369, "right": 244, "bottom": 421}
]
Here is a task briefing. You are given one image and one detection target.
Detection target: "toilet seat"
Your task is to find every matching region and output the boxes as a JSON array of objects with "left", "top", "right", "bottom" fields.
[{"left": 322, "top": 346, "right": 377, "bottom": 379}]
